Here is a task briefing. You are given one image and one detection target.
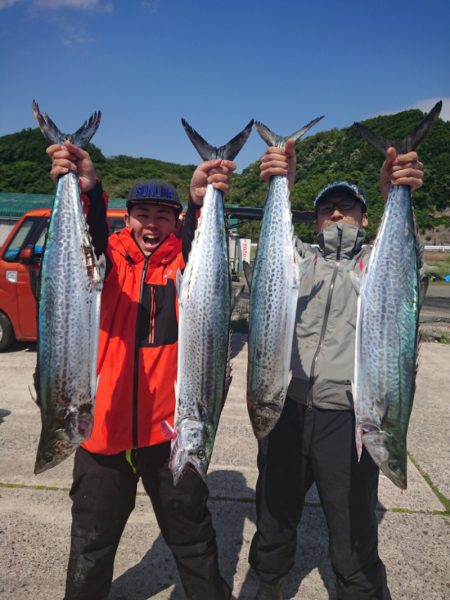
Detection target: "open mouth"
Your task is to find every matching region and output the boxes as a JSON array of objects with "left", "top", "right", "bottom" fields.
[{"left": 143, "top": 235, "right": 160, "bottom": 251}]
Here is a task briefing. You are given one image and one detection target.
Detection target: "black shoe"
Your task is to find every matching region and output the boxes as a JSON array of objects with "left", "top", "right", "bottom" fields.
[{"left": 254, "top": 580, "right": 283, "bottom": 600}]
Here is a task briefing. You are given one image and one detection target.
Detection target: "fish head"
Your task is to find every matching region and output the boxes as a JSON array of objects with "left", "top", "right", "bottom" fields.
[
  {"left": 34, "top": 429, "right": 75, "bottom": 474},
  {"left": 169, "top": 419, "right": 208, "bottom": 485},
  {"left": 363, "top": 431, "right": 407, "bottom": 490},
  {"left": 248, "top": 401, "right": 283, "bottom": 440}
]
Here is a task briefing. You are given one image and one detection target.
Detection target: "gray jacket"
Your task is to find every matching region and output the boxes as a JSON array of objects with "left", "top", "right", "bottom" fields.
[{"left": 288, "top": 223, "right": 371, "bottom": 410}]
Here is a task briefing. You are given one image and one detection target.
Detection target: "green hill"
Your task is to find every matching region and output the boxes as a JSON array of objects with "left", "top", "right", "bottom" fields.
[
  {"left": 227, "top": 109, "right": 450, "bottom": 242},
  {"left": 0, "top": 127, "right": 196, "bottom": 201},
  {"left": 1, "top": 108, "right": 449, "bottom": 243}
]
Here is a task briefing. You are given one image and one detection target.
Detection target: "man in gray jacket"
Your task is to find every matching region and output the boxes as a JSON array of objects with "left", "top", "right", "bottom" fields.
[{"left": 249, "top": 141, "right": 424, "bottom": 600}]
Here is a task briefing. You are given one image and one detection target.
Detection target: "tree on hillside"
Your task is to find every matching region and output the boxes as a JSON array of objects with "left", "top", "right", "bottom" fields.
[{"left": 1, "top": 110, "right": 449, "bottom": 242}]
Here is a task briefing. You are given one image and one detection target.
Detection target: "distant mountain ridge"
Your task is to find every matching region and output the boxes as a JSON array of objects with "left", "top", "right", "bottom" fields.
[{"left": 1, "top": 108, "right": 449, "bottom": 243}]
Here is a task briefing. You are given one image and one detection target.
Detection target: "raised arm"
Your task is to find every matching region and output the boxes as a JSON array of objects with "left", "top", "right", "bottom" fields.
[{"left": 47, "top": 141, "right": 108, "bottom": 258}]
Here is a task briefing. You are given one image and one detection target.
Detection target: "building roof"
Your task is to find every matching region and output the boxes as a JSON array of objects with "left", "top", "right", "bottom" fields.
[{"left": 0, "top": 193, "right": 315, "bottom": 223}]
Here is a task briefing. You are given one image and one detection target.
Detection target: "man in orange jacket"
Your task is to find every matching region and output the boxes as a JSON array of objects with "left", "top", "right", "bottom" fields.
[{"left": 48, "top": 140, "right": 235, "bottom": 600}]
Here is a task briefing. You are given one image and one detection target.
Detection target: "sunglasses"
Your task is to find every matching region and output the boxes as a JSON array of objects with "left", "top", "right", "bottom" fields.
[{"left": 317, "top": 197, "right": 361, "bottom": 215}]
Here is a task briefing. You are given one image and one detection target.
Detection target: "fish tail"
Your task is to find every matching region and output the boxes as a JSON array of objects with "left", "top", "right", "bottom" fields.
[
  {"left": 254, "top": 115, "right": 324, "bottom": 148},
  {"left": 32, "top": 99, "right": 101, "bottom": 148},
  {"left": 181, "top": 118, "right": 254, "bottom": 161},
  {"left": 354, "top": 100, "right": 442, "bottom": 154}
]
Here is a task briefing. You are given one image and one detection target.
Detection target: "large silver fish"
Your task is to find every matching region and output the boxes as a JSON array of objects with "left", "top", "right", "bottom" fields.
[
  {"left": 353, "top": 101, "right": 442, "bottom": 489},
  {"left": 165, "top": 119, "right": 253, "bottom": 485},
  {"left": 32, "top": 100, "right": 104, "bottom": 474},
  {"left": 247, "top": 117, "right": 323, "bottom": 439}
]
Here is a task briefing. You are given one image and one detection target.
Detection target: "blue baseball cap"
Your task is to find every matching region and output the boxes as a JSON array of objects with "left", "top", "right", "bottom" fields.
[
  {"left": 314, "top": 180, "right": 368, "bottom": 211},
  {"left": 127, "top": 179, "right": 182, "bottom": 214}
]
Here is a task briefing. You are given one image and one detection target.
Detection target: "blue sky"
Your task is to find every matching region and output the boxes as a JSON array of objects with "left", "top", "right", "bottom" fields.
[{"left": 1, "top": 0, "right": 449, "bottom": 171}]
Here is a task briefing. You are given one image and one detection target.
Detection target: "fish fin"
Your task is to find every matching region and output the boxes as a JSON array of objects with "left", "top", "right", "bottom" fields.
[
  {"left": 412, "top": 213, "right": 429, "bottom": 309},
  {"left": 32, "top": 100, "right": 101, "bottom": 149},
  {"left": 28, "top": 385, "right": 38, "bottom": 405},
  {"left": 93, "top": 253, "right": 106, "bottom": 289},
  {"left": 294, "top": 246, "right": 308, "bottom": 282},
  {"left": 160, "top": 420, "right": 176, "bottom": 441},
  {"left": 242, "top": 260, "right": 253, "bottom": 292},
  {"left": 174, "top": 378, "right": 180, "bottom": 408},
  {"left": 181, "top": 118, "right": 254, "bottom": 161},
  {"left": 224, "top": 368, "right": 233, "bottom": 404},
  {"left": 175, "top": 268, "right": 183, "bottom": 296},
  {"left": 217, "top": 333, "right": 233, "bottom": 415},
  {"left": 32, "top": 368, "right": 40, "bottom": 406},
  {"left": 349, "top": 271, "right": 361, "bottom": 295},
  {"left": 231, "top": 284, "right": 245, "bottom": 312},
  {"left": 287, "top": 370, "right": 293, "bottom": 388},
  {"left": 254, "top": 115, "right": 324, "bottom": 148},
  {"left": 355, "top": 424, "right": 363, "bottom": 462},
  {"left": 354, "top": 100, "right": 442, "bottom": 154}
]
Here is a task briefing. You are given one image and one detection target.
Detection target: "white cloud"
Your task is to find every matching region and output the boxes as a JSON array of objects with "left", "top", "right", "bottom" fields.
[
  {"left": 34, "top": 0, "right": 105, "bottom": 8},
  {"left": 0, "top": 0, "right": 22, "bottom": 9},
  {"left": 141, "top": 0, "right": 159, "bottom": 12},
  {"left": 370, "top": 98, "right": 450, "bottom": 122},
  {"left": 0, "top": 0, "right": 113, "bottom": 9},
  {"left": 412, "top": 98, "right": 450, "bottom": 121},
  {"left": 56, "top": 19, "right": 93, "bottom": 46}
]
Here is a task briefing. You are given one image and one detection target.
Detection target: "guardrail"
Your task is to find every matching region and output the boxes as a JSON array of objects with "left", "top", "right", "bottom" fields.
[{"left": 424, "top": 245, "right": 450, "bottom": 252}]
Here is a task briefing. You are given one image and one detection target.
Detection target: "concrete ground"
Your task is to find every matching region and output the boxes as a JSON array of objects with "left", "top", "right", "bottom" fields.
[{"left": 0, "top": 313, "right": 449, "bottom": 598}]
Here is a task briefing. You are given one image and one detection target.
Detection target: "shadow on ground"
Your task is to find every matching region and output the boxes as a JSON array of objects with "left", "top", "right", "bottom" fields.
[{"left": 108, "top": 471, "right": 389, "bottom": 599}]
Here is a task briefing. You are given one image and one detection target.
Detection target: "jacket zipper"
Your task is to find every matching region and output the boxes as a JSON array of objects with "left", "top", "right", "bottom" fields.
[
  {"left": 132, "top": 256, "right": 149, "bottom": 449},
  {"left": 307, "top": 227, "right": 343, "bottom": 410}
]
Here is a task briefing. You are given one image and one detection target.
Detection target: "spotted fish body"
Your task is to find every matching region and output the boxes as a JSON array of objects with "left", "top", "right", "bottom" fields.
[
  {"left": 171, "top": 183, "right": 231, "bottom": 484},
  {"left": 32, "top": 101, "right": 104, "bottom": 474},
  {"left": 247, "top": 118, "right": 323, "bottom": 439},
  {"left": 353, "top": 184, "right": 420, "bottom": 489},
  {"left": 353, "top": 101, "right": 442, "bottom": 489},
  {"left": 168, "top": 119, "right": 253, "bottom": 484}
]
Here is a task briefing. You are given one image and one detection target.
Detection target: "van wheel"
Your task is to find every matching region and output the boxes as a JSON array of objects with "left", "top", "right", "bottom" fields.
[{"left": 0, "top": 313, "right": 15, "bottom": 352}]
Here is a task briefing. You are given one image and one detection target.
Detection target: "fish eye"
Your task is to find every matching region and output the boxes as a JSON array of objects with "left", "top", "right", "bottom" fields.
[
  {"left": 44, "top": 452, "right": 53, "bottom": 463},
  {"left": 197, "top": 449, "right": 206, "bottom": 460},
  {"left": 388, "top": 461, "right": 400, "bottom": 472}
]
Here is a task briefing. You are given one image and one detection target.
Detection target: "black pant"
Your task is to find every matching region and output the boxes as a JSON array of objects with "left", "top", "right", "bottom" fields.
[
  {"left": 65, "top": 444, "right": 230, "bottom": 600},
  {"left": 249, "top": 399, "right": 391, "bottom": 600}
]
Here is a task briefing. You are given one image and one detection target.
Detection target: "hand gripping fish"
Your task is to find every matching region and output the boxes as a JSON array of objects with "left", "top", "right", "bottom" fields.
[
  {"left": 32, "top": 100, "right": 105, "bottom": 474},
  {"left": 163, "top": 118, "right": 253, "bottom": 484},
  {"left": 353, "top": 100, "right": 442, "bottom": 489},
  {"left": 247, "top": 116, "right": 323, "bottom": 439}
]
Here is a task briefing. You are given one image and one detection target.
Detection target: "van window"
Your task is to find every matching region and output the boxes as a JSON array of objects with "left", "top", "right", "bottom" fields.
[
  {"left": 34, "top": 223, "right": 49, "bottom": 259},
  {"left": 108, "top": 217, "right": 125, "bottom": 233},
  {"left": 3, "top": 218, "right": 36, "bottom": 262}
]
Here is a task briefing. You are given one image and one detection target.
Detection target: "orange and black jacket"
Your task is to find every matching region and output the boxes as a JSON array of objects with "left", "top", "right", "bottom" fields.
[{"left": 80, "top": 182, "right": 197, "bottom": 455}]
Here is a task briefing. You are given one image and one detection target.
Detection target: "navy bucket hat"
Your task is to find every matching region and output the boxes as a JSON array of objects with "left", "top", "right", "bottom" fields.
[
  {"left": 127, "top": 179, "right": 182, "bottom": 214},
  {"left": 314, "top": 180, "right": 368, "bottom": 212}
]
